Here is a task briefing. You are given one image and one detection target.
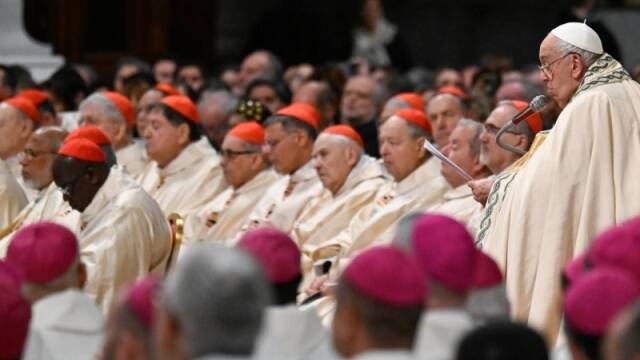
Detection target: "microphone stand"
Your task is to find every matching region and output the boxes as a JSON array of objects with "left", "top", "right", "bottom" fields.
[{"left": 496, "top": 123, "right": 526, "bottom": 156}]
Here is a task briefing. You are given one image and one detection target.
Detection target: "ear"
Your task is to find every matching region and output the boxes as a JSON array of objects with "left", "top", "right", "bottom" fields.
[
  {"left": 293, "top": 129, "right": 309, "bottom": 147},
  {"left": 514, "top": 133, "right": 529, "bottom": 152},
  {"left": 470, "top": 154, "right": 488, "bottom": 178},
  {"left": 114, "top": 121, "right": 129, "bottom": 143},
  {"left": 176, "top": 123, "right": 191, "bottom": 146},
  {"left": 415, "top": 137, "right": 427, "bottom": 159},
  {"left": 20, "top": 119, "right": 34, "bottom": 139},
  {"left": 77, "top": 262, "right": 87, "bottom": 289},
  {"left": 571, "top": 54, "right": 587, "bottom": 80},
  {"left": 345, "top": 147, "right": 359, "bottom": 167}
]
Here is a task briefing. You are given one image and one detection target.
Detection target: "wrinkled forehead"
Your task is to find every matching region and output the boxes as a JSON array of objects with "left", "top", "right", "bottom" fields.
[{"left": 539, "top": 34, "right": 561, "bottom": 61}]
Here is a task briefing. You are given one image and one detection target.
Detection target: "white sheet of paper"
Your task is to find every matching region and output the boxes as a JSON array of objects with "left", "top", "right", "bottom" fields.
[{"left": 423, "top": 140, "right": 474, "bottom": 181}]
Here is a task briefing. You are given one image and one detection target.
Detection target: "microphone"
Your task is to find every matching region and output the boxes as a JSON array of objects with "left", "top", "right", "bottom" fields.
[
  {"left": 511, "top": 95, "right": 549, "bottom": 126},
  {"left": 496, "top": 95, "right": 548, "bottom": 155}
]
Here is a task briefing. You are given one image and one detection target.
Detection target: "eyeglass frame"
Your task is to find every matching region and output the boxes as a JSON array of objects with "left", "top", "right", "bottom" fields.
[{"left": 538, "top": 52, "right": 574, "bottom": 78}]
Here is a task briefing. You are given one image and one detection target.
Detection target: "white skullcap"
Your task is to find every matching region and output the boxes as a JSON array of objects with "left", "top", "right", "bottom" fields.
[{"left": 550, "top": 22, "right": 603, "bottom": 54}]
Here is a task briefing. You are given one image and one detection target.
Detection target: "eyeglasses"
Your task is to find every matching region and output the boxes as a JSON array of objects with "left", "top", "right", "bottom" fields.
[
  {"left": 22, "top": 149, "right": 56, "bottom": 160},
  {"left": 221, "top": 149, "right": 258, "bottom": 160},
  {"left": 483, "top": 123, "right": 518, "bottom": 135},
  {"left": 538, "top": 52, "right": 572, "bottom": 77}
]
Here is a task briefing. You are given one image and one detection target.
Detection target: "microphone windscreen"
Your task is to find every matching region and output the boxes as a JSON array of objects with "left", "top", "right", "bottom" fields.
[{"left": 530, "top": 95, "right": 549, "bottom": 111}]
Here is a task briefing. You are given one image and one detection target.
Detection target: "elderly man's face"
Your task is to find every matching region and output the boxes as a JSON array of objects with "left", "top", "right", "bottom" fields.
[
  {"left": 79, "top": 103, "right": 126, "bottom": 147},
  {"left": 426, "top": 94, "right": 464, "bottom": 148},
  {"left": 249, "top": 84, "right": 286, "bottom": 114},
  {"left": 440, "top": 125, "right": 479, "bottom": 188},
  {"left": 0, "top": 105, "right": 32, "bottom": 159},
  {"left": 479, "top": 105, "right": 521, "bottom": 174},
  {"left": 379, "top": 117, "right": 425, "bottom": 182},
  {"left": 143, "top": 108, "right": 188, "bottom": 168},
  {"left": 539, "top": 35, "right": 583, "bottom": 109},
  {"left": 136, "top": 89, "right": 163, "bottom": 137},
  {"left": 239, "top": 52, "right": 269, "bottom": 90},
  {"left": 341, "top": 76, "right": 378, "bottom": 125},
  {"left": 312, "top": 134, "right": 358, "bottom": 195},
  {"left": 220, "top": 135, "right": 263, "bottom": 188},
  {"left": 20, "top": 135, "right": 57, "bottom": 190},
  {"left": 263, "top": 122, "right": 307, "bottom": 175}
]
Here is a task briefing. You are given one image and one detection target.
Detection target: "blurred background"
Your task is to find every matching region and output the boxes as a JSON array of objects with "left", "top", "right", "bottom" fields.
[{"left": 3, "top": 0, "right": 639, "bottom": 84}]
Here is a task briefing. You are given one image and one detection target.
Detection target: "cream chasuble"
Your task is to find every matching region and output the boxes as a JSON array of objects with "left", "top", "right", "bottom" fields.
[
  {"left": 483, "top": 54, "right": 640, "bottom": 341},
  {"left": 181, "top": 168, "right": 280, "bottom": 247},
  {"left": 241, "top": 160, "right": 323, "bottom": 234},
  {"left": 79, "top": 168, "right": 171, "bottom": 312},
  {"left": 138, "top": 137, "right": 227, "bottom": 218}
]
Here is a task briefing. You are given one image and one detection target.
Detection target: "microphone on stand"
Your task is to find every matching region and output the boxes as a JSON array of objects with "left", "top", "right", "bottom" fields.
[{"left": 496, "top": 95, "right": 549, "bottom": 155}]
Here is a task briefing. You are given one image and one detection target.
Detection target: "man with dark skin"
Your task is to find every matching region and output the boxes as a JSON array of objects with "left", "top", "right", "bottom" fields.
[{"left": 52, "top": 138, "right": 170, "bottom": 312}]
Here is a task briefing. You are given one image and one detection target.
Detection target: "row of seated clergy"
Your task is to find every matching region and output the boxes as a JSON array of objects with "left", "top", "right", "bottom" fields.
[{"left": 179, "top": 103, "right": 325, "bottom": 250}]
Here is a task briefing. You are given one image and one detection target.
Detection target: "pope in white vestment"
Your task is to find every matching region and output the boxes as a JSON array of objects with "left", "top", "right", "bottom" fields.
[
  {"left": 22, "top": 289, "right": 103, "bottom": 360},
  {"left": 484, "top": 25, "right": 640, "bottom": 341}
]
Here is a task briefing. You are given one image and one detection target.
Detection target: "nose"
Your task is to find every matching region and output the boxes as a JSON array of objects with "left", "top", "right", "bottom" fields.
[
  {"left": 379, "top": 143, "right": 389, "bottom": 157},
  {"left": 262, "top": 144, "right": 271, "bottom": 156},
  {"left": 440, "top": 144, "right": 451, "bottom": 156},
  {"left": 479, "top": 130, "right": 489, "bottom": 143}
]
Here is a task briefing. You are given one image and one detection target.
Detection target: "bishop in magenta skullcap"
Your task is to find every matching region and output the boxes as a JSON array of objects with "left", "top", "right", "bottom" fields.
[
  {"left": 588, "top": 223, "right": 640, "bottom": 283},
  {"left": 411, "top": 213, "right": 478, "bottom": 294},
  {"left": 6, "top": 222, "right": 79, "bottom": 285},
  {"left": 0, "top": 261, "right": 31, "bottom": 359},
  {"left": 125, "top": 276, "right": 161, "bottom": 330},
  {"left": 564, "top": 268, "right": 640, "bottom": 337},
  {"left": 236, "top": 227, "right": 301, "bottom": 284},
  {"left": 343, "top": 245, "right": 426, "bottom": 307}
]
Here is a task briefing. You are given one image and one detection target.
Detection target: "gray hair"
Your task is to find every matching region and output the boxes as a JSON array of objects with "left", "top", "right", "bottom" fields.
[
  {"left": 79, "top": 93, "right": 127, "bottom": 124},
  {"left": 555, "top": 38, "right": 601, "bottom": 68},
  {"left": 323, "top": 133, "right": 364, "bottom": 158},
  {"left": 199, "top": 90, "right": 238, "bottom": 118},
  {"left": 466, "top": 285, "right": 511, "bottom": 324},
  {"left": 22, "top": 257, "right": 80, "bottom": 298},
  {"left": 457, "top": 118, "right": 483, "bottom": 157},
  {"left": 162, "top": 244, "right": 270, "bottom": 358},
  {"left": 392, "top": 212, "right": 424, "bottom": 251},
  {"left": 33, "top": 126, "right": 68, "bottom": 152},
  {"left": 495, "top": 101, "right": 536, "bottom": 147}
]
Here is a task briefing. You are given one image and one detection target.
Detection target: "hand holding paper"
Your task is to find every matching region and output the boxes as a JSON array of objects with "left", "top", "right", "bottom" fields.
[{"left": 423, "top": 140, "right": 473, "bottom": 182}]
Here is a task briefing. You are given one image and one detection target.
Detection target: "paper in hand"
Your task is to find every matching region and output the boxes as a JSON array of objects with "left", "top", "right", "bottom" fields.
[{"left": 423, "top": 140, "right": 473, "bottom": 182}]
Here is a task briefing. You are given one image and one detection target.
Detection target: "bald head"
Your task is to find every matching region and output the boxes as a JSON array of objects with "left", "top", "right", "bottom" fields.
[
  {"left": 0, "top": 102, "right": 37, "bottom": 159},
  {"left": 33, "top": 126, "right": 68, "bottom": 152},
  {"left": 239, "top": 50, "right": 283, "bottom": 91}
]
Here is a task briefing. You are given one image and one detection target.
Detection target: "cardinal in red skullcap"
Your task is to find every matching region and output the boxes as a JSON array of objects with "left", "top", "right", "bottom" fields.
[
  {"left": 137, "top": 94, "right": 227, "bottom": 219},
  {"left": 242, "top": 103, "right": 324, "bottom": 233},
  {"left": 179, "top": 121, "right": 278, "bottom": 248},
  {"left": 52, "top": 137, "right": 171, "bottom": 312},
  {"left": 78, "top": 91, "right": 147, "bottom": 177}
]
